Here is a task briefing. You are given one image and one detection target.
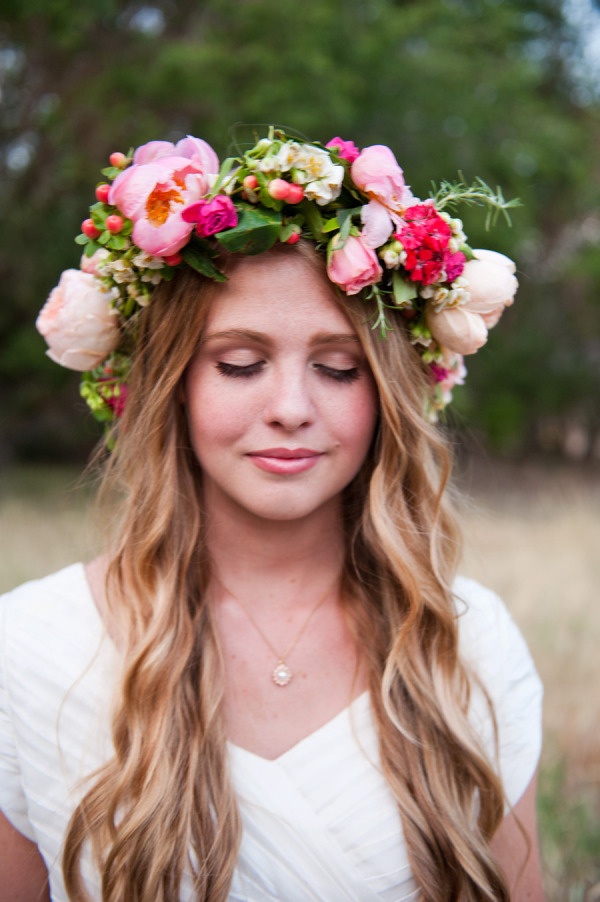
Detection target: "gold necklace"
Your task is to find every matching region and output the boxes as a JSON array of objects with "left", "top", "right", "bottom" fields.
[{"left": 218, "top": 576, "right": 339, "bottom": 687}]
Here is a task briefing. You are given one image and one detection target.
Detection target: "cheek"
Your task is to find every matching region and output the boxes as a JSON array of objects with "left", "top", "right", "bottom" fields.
[{"left": 331, "top": 382, "right": 379, "bottom": 453}]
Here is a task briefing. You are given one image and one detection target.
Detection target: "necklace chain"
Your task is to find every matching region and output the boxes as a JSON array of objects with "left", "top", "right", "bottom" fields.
[{"left": 217, "top": 575, "right": 339, "bottom": 687}]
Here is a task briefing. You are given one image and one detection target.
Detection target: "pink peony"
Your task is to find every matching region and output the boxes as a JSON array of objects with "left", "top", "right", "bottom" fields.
[
  {"left": 327, "top": 234, "right": 383, "bottom": 295},
  {"left": 109, "top": 144, "right": 220, "bottom": 256},
  {"left": 36, "top": 269, "right": 120, "bottom": 371},
  {"left": 326, "top": 137, "right": 360, "bottom": 164},
  {"left": 182, "top": 195, "right": 238, "bottom": 237},
  {"left": 133, "top": 135, "right": 220, "bottom": 173},
  {"left": 351, "top": 145, "right": 415, "bottom": 248}
]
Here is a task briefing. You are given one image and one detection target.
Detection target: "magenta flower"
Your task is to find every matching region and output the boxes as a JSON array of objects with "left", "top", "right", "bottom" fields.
[
  {"left": 182, "top": 195, "right": 238, "bottom": 237},
  {"left": 326, "top": 137, "right": 360, "bottom": 164}
]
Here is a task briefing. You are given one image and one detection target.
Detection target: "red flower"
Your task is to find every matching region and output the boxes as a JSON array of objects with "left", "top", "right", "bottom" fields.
[{"left": 396, "top": 204, "right": 461, "bottom": 285}]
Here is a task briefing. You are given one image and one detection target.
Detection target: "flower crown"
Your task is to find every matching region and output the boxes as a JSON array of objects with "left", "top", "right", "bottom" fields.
[{"left": 36, "top": 127, "right": 519, "bottom": 430}]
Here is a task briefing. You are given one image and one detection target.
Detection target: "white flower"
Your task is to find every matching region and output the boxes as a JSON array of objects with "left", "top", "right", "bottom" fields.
[
  {"left": 259, "top": 142, "right": 301, "bottom": 174},
  {"left": 294, "top": 145, "right": 339, "bottom": 181},
  {"left": 380, "top": 246, "right": 406, "bottom": 268},
  {"left": 132, "top": 251, "right": 165, "bottom": 270},
  {"left": 105, "top": 259, "right": 136, "bottom": 283},
  {"left": 303, "top": 176, "right": 343, "bottom": 205}
]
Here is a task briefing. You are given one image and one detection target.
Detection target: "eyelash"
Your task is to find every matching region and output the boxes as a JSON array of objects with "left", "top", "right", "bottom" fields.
[{"left": 215, "top": 361, "right": 360, "bottom": 384}]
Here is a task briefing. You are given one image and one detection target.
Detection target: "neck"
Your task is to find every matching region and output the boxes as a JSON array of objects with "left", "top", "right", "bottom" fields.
[{"left": 204, "top": 497, "right": 345, "bottom": 609}]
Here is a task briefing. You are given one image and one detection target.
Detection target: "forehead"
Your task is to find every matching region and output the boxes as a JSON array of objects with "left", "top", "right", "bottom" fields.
[{"left": 203, "top": 252, "right": 355, "bottom": 337}]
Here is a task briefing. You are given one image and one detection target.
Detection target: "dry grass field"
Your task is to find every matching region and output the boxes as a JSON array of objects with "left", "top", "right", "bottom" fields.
[{"left": 1, "top": 459, "right": 599, "bottom": 900}]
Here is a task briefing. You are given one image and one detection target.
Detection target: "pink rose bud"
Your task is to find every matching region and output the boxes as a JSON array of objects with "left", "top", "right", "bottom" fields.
[
  {"left": 285, "top": 229, "right": 301, "bottom": 245},
  {"left": 268, "top": 179, "right": 291, "bottom": 201},
  {"left": 82, "top": 219, "right": 101, "bottom": 240},
  {"left": 105, "top": 214, "right": 124, "bottom": 234},
  {"left": 164, "top": 252, "right": 183, "bottom": 266},
  {"left": 327, "top": 234, "right": 383, "bottom": 295},
  {"left": 243, "top": 174, "right": 258, "bottom": 190}
]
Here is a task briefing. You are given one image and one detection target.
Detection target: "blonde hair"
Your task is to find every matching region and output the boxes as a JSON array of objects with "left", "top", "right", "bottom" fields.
[{"left": 63, "top": 243, "right": 508, "bottom": 901}]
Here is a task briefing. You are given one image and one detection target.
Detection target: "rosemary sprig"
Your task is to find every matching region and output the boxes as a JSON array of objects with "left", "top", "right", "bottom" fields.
[{"left": 429, "top": 174, "right": 521, "bottom": 229}]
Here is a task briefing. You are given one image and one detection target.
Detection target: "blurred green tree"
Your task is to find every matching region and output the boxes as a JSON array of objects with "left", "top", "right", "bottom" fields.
[{"left": 1, "top": 0, "right": 599, "bottom": 460}]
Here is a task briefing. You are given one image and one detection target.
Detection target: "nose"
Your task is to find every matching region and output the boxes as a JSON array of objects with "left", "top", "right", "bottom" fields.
[{"left": 263, "top": 363, "right": 316, "bottom": 432}]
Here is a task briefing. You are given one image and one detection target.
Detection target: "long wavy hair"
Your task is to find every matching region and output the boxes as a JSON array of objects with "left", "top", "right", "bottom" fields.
[{"left": 62, "top": 242, "right": 509, "bottom": 901}]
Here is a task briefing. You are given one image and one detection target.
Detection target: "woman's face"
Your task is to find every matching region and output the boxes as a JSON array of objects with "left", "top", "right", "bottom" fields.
[{"left": 184, "top": 251, "right": 378, "bottom": 525}]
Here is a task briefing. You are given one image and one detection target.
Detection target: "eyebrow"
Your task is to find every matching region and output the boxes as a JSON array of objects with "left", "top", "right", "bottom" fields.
[{"left": 201, "top": 329, "right": 360, "bottom": 347}]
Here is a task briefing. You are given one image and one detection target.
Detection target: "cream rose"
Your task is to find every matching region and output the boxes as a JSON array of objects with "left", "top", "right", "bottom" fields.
[
  {"left": 36, "top": 269, "right": 120, "bottom": 371},
  {"left": 426, "top": 248, "right": 518, "bottom": 354}
]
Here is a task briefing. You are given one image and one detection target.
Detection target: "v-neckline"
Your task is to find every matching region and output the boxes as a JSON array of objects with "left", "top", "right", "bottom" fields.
[{"left": 227, "top": 689, "right": 371, "bottom": 765}]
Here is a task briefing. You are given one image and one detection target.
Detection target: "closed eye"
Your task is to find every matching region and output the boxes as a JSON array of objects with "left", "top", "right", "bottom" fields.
[
  {"left": 215, "top": 361, "right": 264, "bottom": 378},
  {"left": 313, "top": 364, "right": 360, "bottom": 384}
]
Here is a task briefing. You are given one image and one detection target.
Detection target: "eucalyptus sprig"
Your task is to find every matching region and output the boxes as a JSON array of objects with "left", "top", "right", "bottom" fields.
[{"left": 429, "top": 174, "right": 521, "bottom": 229}]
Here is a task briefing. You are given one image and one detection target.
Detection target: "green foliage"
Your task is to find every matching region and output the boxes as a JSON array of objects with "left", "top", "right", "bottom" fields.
[
  {"left": 539, "top": 757, "right": 600, "bottom": 898},
  {"left": 1, "top": 0, "right": 599, "bottom": 459}
]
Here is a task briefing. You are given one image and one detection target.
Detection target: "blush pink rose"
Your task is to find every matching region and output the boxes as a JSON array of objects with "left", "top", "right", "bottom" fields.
[
  {"left": 351, "top": 145, "right": 416, "bottom": 248},
  {"left": 426, "top": 305, "right": 489, "bottom": 355},
  {"left": 181, "top": 195, "right": 238, "bottom": 237},
  {"left": 325, "top": 137, "right": 360, "bottom": 164},
  {"left": 36, "top": 269, "right": 120, "bottom": 371},
  {"left": 109, "top": 144, "right": 220, "bottom": 256},
  {"left": 426, "top": 249, "right": 518, "bottom": 354},
  {"left": 465, "top": 249, "right": 518, "bottom": 327},
  {"left": 327, "top": 234, "right": 383, "bottom": 295}
]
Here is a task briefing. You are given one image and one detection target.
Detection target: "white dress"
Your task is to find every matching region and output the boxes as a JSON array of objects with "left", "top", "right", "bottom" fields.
[{"left": 0, "top": 564, "right": 543, "bottom": 901}]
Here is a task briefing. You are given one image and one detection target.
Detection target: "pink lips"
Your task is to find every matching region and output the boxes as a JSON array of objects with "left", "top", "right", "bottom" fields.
[{"left": 247, "top": 447, "right": 323, "bottom": 475}]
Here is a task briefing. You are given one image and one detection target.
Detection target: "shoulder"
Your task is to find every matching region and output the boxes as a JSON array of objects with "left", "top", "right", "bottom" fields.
[
  {"left": 1, "top": 562, "right": 98, "bottom": 627},
  {"left": 451, "top": 575, "right": 538, "bottom": 685},
  {"left": 0, "top": 563, "right": 107, "bottom": 690},
  {"left": 452, "top": 576, "right": 544, "bottom": 807}
]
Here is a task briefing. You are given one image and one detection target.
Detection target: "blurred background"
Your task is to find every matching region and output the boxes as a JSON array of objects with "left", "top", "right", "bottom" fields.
[{"left": 1, "top": 0, "right": 599, "bottom": 898}]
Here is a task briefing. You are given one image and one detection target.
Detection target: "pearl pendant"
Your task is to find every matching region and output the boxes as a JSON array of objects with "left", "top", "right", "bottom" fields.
[{"left": 272, "top": 661, "right": 292, "bottom": 687}]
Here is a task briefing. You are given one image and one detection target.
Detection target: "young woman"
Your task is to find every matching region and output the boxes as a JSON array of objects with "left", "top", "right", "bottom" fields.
[{"left": 1, "top": 130, "right": 543, "bottom": 901}]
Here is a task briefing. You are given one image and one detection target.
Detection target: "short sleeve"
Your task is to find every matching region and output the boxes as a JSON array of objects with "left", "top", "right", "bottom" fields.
[
  {"left": 0, "top": 597, "right": 36, "bottom": 841},
  {"left": 454, "top": 576, "right": 544, "bottom": 808}
]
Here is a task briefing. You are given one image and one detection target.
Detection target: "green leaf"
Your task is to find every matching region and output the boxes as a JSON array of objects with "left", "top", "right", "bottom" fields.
[
  {"left": 392, "top": 272, "right": 418, "bottom": 307},
  {"left": 216, "top": 206, "right": 281, "bottom": 255},
  {"left": 74, "top": 233, "right": 89, "bottom": 246},
  {"left": 321, "top": 217, "right": 339, "bottom": 233},
  {"left": 299, "top": 200, "right": 326, "bottom": 242},
  {"left": 84, "top": 240, "right": 102, "bottom": 257},
  {"left": 181, "top": 244, "right": 227, "bottom": 281},
  {"left": 101, "top": 165, "right": 123, "bottom": 180},
  {"left": 209, "top": 156, "right": 238, "bottom": 197},
  {"left": 106, "top": 234, "right": 129, "bottom": 250},
  {"left": 98, "top": 231, "right": 111, "bottom": 246}
]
